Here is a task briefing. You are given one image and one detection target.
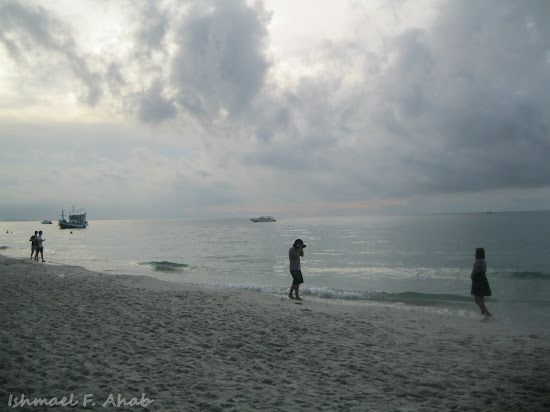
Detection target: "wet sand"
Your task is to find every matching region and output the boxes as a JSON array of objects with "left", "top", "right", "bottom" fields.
[{"left": 1, "top": 254, "right": 549, "bottom": 411}]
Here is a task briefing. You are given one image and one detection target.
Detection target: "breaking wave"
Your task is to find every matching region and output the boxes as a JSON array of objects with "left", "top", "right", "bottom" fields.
[
  {"left": 205, "top": 283, "right": 472, "bottom": 308},
  {"left": 506, "top": 271, "right": 549, "bottom": 280},
  {"left": 139, "top": 261, "right": 191, "bottom": 272}
]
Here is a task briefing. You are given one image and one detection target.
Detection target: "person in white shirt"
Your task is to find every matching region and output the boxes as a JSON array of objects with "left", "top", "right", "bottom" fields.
[{"left": 35, "top": 230, "right": 46, "bottom": 262}]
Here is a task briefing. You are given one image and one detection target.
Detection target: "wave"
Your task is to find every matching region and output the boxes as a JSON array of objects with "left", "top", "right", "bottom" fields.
[
  {"left": 305, "top": 288, "right": 471, "bottom": 307},
  {"left": 366, "top": 291, "right": 472, "bottom": 306},
  {"left": 139, "top": 261, "right": 191, "bottom": 273},
  {"left": 489, "top": 270, "right": 550, "bottom": 280},
  {"left": 506, "top": 271, "right": 550, "bottom": 280},
  {"left": 205, "top": 283, "right": 471, "bottom": 308}
]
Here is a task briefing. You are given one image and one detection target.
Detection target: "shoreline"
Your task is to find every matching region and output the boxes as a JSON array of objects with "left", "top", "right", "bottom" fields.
[{"left": 1, "top": 254, "right": 549, "bottom": 410}]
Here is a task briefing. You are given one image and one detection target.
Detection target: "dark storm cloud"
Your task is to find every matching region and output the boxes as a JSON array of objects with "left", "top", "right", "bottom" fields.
[
  {"left": 0, "top": 1, "right": 103, "bottom": 106},
  {"left": 171, "top": 0, "right": 271, "bottom": 120},
  {"left": 233, "top": 0, "right": 550, "bottom": 205},
  {"left": 358, "top": 0, "right": 550, "bottom": 198}
]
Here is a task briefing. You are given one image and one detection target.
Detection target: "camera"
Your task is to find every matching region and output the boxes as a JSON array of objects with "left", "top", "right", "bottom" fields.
[{"left": 294, "top": 239, "right": 306, "bottom": 248}]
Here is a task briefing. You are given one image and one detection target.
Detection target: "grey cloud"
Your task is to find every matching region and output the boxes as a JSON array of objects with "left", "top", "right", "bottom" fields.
[
  {"left": 0, "top": 2, "right": 56, "bottom": 62},
  {"left": 0, "top": 1, "right": 103, "bottom": 106},
  {"left": 135, "top": 1, "right": 171, "bottom": 55},
  {"left": 234, "top": 0, "right": 550, "bottom": 205},
  {"left": 138, "top": 80, "right": 177, "bottom": 124},
  {"left": 367, "top": 0, "right": 550, "bottom": 197},
  {"left": 171, "top": 172, "right": 239, "bottom": 210},
  {"left": 2, "top": 0, "right": 549, "bottom": 218},
  {"left": 106, "top": 63, "right": 126, "bottom": 96},
  {"left": 0, "top": 29, "right": 21, "bottom": 61},
  {"left": 69, "top": 55, "right": 103, "bottom": 106},
  {"left": 172, "top": 0, "right": 271, "bottom": 120}
]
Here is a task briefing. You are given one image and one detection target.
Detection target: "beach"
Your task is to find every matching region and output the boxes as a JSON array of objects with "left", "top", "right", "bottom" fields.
[{"left": 1, "top": 254, "right": 549, "bottom": 411}]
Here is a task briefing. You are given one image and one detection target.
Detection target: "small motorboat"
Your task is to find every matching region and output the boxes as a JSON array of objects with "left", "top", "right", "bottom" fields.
[{"left": 250, "top": 216, "right": 276, "bottom": 222}]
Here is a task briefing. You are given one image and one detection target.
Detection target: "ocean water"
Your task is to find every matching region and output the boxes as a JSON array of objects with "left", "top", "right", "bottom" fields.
[{"left": 1, "top": 212, "right": 549, "bottom": 330}]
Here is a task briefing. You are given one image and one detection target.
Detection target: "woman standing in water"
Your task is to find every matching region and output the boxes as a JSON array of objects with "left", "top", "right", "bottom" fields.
[{"left": 471, "top": 247, "right": 492, "bottom": 317}]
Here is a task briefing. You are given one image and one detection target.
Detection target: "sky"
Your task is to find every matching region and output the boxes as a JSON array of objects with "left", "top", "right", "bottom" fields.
[{"left": 1, "top": 0, "right": 550, "bottom": 220}]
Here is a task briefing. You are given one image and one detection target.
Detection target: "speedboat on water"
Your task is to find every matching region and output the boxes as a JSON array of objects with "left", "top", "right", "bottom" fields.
[
  {"left": 59, "top": 206, "right": 88, "bottom": 229},
  {"left": 250, "top": 216, "right": 276, "bottom": 222}
]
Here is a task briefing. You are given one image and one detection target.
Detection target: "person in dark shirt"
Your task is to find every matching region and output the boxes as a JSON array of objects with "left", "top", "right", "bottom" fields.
[
  {"left": 30, "top": 231, "right": 38, "bottom": 259},
  {"left": 289, "top": 239, "right": 306, "bottom": 300}
]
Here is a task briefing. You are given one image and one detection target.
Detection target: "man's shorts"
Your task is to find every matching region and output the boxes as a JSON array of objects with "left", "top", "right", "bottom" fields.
[{"left": 290, "top": 270, "right": 304, "bottom": 285}]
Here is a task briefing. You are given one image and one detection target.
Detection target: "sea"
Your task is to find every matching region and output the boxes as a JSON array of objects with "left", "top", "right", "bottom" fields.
[{"left": 1, "top": 212, "right": 549, "bottom": 331}]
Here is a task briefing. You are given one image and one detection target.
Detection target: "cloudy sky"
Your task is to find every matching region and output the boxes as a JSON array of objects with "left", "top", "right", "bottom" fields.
[{"left": 1, "top": 0, "right": 549, "bottom": 220}]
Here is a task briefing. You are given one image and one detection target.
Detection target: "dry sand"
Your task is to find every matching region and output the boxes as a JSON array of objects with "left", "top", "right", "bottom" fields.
[{"left": 1, "top": 254, "right": 549, "bottom": 411}]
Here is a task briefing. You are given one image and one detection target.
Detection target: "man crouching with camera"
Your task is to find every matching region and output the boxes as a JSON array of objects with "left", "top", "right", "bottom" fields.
[{"left": 289, "top": 239, "right": 306, "bottom": 300}]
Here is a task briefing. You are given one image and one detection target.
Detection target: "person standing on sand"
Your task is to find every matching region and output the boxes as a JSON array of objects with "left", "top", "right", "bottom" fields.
[
  {"left": 35, "top": 230, "right": 46, "bottom": 262},
  {"left": 289, "top": 239, "right": 306, "bottom": 300},
  {"left": 471, "top": 247, "right": 492, "bottom": 317},
  {"left": 30, "top": 230, "right": 38, "bottom": 259}
]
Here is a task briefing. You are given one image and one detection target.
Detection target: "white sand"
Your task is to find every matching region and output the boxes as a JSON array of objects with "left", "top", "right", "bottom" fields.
[{"left": 1, "top": 254, "right": 549, "bottom": 411}]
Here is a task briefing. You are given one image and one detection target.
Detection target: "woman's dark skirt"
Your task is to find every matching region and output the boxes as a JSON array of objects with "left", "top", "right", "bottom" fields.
[{"left": 471, "top": 273, "right": 492, "bottom": 296}]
